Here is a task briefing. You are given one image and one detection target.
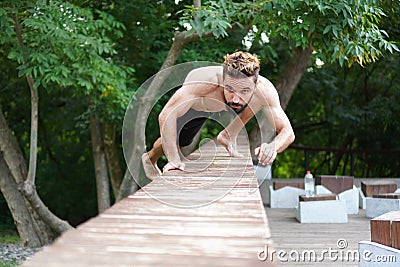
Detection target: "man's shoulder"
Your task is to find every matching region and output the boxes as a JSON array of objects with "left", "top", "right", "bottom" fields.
[
  {"left": 257, "top": 76, "right": 274, "bottom": 88},
  {"left": 255, "top": 76, "right": 276, "bottom": 96},
  {"left": 253, "top": 76, "right": 280, "bottom": 107},
  {"left": 186, "top": 65, "right": 223, "bottom": 83}
]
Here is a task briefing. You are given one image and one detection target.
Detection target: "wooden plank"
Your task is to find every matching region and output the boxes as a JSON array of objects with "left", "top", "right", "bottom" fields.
[
  {"left": 370, "top": 210, "right": 400, "bottom": 249},
  {"left": 361, "top": 181, "right": 397, "bottom": 197},
  {"left": 273, "top": 181, "right": 304, "bottom": 190},
  {"left": 267, "top": 208, "right": 370, "bottom": 266},
  {"left": 370, "top": 219, "right": 391, "bottom": 247},
  {"left": 299, "top": 194, "right": 337, "bottom": 202},
  {"left": 315, "top": 175, "right": 354, "bottom": 194},
  {"left": 372, "top": 193, "right": 400, "bottom": 199},
  {"left": 23, "top": 136, "right": 274, "bottom": 267},
  {"left": 392, "top": 220, "right": 400, "bottom": 249}
]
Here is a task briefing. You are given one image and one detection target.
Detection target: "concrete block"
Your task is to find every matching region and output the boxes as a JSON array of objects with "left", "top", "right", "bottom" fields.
[
  {"left": 366, "top": 198, "right": 400, "bottom": 218},
  {"left": 359, "top": 187, "right": 367, "bottom": 209},
  {"left": 358, "top": 241, "right": 400, "bottom": 267},
  {"left": 269, "top": 185, "right": 305, "bottom": 208},
  {"left": 339, "top": 185, "right": 359, "bottom": 214},
  {"left": 295, "top": 200, "right": 348, "bottom": 223},
  {"left": 254, "top": 164, "right": 272, "bottom": 181},
  {"left": 316, "top": 185, "right": 359, "bottom": 214},
  {"left": 254, "top": 165, "right": 271, "bottom": 206}
]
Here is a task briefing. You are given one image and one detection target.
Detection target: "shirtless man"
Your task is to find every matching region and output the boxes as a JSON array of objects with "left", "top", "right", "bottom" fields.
[{"left": 142, "top": 51, "right": 295, "bottom": 177}]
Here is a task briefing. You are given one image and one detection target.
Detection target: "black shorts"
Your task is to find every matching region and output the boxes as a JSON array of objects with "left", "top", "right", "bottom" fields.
[{"left": 177, "top": 108, "right": 211, "bottom": 146}]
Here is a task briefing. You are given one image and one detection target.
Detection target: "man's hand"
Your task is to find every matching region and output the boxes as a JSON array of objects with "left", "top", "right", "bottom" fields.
[
  {"left": 255, "top": 142, "right": 277, "bottom": 165},
  {"left": 163, "top": 161, "right": 186, "bottom": 173},
  {"left": 217, "top": 132, "right": 244, "bottom": 158}
]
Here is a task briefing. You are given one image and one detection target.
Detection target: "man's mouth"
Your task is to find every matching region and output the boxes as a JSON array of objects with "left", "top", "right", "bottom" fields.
[
  {"left": 226, "top": 102, "right": 244, "bottom": 109},
  {"left": 226, "top": 102, "right": 247, "bottom": 114}
]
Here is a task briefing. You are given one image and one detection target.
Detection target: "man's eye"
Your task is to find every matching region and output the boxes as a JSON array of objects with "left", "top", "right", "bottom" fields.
[{"left": 242, "top": 90, "right": 250, "bottom": 94}]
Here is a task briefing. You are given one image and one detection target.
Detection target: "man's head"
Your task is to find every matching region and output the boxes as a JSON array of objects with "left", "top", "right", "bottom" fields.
[{"left": 222, "top": 51, "right": 260, "bottom": 114}]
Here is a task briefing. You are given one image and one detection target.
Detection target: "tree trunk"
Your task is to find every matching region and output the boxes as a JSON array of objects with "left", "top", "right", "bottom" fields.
[
  {"left": 103, "top": 123, "right": 123, "bottom": 199},
  {"left": 8, "top": 10, "right": 73, "bottom": 243},
  {"left": 18, "top": 182, "right": 73, "bottom": 235},
  {"left": 0, "top": 109, "right": 27, "bottom": 183},
  {"left": 89, "top": 117, "right": 111, "bottom": 213},
  {"left": 116, "top": 170, "right": 139, "bottom": 202},
  {"left": 0, "top": 109, "right": 57, "bottom": 246},
  {"left": 275, "top": 43, "right": 313, "bottom": 110},
  {"left": 0, "top": 155, "right": 42, "bottom": 247},
  {"left": 118, "top": 31, "right": 189, "bottom": 200}
]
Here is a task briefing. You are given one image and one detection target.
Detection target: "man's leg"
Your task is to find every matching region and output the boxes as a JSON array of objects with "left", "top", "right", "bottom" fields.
[
  {"left": 142, "top": 137, "right": 163, "bottom": 179},
  {"left": 148, "top": 137, "right": 164, "bottom": 165}
]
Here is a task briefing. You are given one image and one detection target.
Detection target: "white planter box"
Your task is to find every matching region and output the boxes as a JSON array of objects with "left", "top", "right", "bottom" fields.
[
  {"left": 295, "top": 200, "right": 348, "bottom": 223},
  {"left": 269, "top": 185, "right": 305, "bottom": 208},
  {"left": 316, "top": 185, "right": 359, "bottom": 214},
  {"left": 366, "top": 198, "right": 400, "bottom": 218}
]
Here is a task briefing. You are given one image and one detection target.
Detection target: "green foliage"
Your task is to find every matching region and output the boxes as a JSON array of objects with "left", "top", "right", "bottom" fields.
[
  {"left": 277, "top": 52, "right": 400, "bottom": 178},
  {"left": 3, "top": 0, "right": 135, "bottom": 124},
  {"left": 0, "top": 259, "right": 18, "bottom": 267},
  {"left": 177, "top": 0, "right": 398, "bottom": 68},
  {"left": 0, "top": 233, "right": 20, "bottom": 244},
  {"left": 254, "top": 0, "right": 398, "bottom": 67},
  {"left": 179, "top": 0, "right": 249, "bottom": 38}
]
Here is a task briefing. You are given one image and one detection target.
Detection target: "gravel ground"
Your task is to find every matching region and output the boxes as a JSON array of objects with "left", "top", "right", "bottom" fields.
[{"left": 0, "top": 243, "right": 42, "bottom": 265}]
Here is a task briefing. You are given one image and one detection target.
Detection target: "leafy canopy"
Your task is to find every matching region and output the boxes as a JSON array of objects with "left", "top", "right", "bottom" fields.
[
  {"left": 180, "top": 0, "right": 399, "bottom": 67},
  {"left": 1, "top": 0, "right": 134, "bottom": 123}
]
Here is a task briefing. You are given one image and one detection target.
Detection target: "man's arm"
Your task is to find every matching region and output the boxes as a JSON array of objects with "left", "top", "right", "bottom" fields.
[
  {"left": 158, "top": 89, "right": 194, "bottom": 171},
  {"left": 255, "top": 81, "right": 295, "bottom": 165}
]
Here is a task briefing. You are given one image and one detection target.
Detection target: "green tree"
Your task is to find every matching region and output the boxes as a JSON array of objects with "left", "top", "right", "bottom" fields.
[
  {"left": 274, "top": 0, "right": 400, "bottom": 178},
  {"left": 0, "top": 0, "right": 133, "bottom": 246}
]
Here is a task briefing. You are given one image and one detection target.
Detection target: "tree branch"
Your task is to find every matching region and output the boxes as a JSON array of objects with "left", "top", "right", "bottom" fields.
[{"left": 11, "top": 6, "right": 38, "bottom": 186}]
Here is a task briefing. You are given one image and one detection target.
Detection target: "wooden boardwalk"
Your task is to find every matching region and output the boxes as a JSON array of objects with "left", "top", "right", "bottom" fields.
[
  {"left": 23, "top": 137, "right": 274, "bottom": 266},
  {"left": 266, "top": 208, "right": 370, "bottom": 266}
]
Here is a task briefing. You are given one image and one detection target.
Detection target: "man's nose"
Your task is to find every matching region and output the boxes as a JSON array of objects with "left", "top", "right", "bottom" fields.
[{"left": 231, "top": 93, "right": 240, "bottom": 103}]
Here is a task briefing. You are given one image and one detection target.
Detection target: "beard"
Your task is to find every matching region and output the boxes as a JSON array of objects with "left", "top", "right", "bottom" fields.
[{"left": 225, "top": 101, "right": 248, "bottom": 114}]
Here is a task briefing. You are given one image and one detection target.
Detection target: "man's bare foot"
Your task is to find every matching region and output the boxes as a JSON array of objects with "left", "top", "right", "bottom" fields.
[
  {"left": 141, "top": 153, "right": 161, "bottom": 180},
  {"left": 217, "top": 132, "right": 244, "bottom": 158}
]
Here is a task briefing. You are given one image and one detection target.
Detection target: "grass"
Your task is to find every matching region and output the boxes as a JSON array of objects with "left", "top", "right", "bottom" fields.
[
  {"left": 0, "top": 259, "right": 18, "bottom": 267},
  {"left": 0, "top": 230, "right": 20, "bottom": 244},
  {"left": 0, "top": 229, "right": 20, "bottom": 267}
]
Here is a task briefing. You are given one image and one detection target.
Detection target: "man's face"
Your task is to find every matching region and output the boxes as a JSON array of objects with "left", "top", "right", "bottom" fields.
[{"left": 223, "top": 75, "right": 256, "bottom": 113}]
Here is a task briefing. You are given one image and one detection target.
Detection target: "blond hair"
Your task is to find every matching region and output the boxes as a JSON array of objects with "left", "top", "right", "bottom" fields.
[{"left": 223, "top": 51, "right": 260, "bottom": 80}]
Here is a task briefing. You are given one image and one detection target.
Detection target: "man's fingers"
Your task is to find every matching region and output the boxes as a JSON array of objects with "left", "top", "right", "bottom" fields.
[
  {"left": 256, "top": 144, "right": 279, "bottom": 164},
  {"left": 163, "top": 162, "right": 185, "bottom": 173},
  {"left": 259, "top": 151, "right": 277, "bottom": 165}
]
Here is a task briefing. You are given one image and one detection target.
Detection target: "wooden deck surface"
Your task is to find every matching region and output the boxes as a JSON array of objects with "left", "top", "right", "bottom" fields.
[
  {"left": 266, "top": 208, "right": 370, "bottom": 266},
  {"left": 23, "top": 137, "right": 274, "bottom": 266}
]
